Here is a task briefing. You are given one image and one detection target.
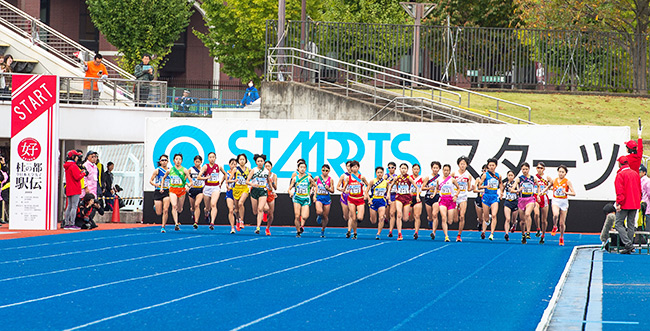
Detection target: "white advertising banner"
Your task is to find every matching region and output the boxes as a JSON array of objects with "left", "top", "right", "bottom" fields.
[
  {"left": 10, "top": 75, "right": 60, "bottom": 230},
  {"left": 145, "top": 118, "right": 629, "bottom": 201}
]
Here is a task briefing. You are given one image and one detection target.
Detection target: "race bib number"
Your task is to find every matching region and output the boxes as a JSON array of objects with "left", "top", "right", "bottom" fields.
[
  {"left": 209, "top": 173, "right": 219, "bottom": 182},
  {"left": 410, "top": 184, "right": 421, "bottom": 194},
  {"left": 522, "top": 183, "right": 534, "bottom": 194},
  {"left": 458, "top": 181, "right": 468, "bottom": 191},
  {"left": 349, "top": 184, "right": 362, "bottom": 194},
  {"left": 194, "top": 179, "right": 205, "bottom": 187},
  {"left": 170, "top": 177, "right": 182, "bottom": 185},
  {"left": 374, "top": 187, "right": 386, "bottom": 197},
  {"left": 317, "top": 184, "right": 328, "bottom": 195},
  {"left": 505, "top": 192, "right": 517, "bottom": 201},
  {"left": 296, "top": 185, "right": 309, "bottom": 195},
  {"left": 397, "top": 184, "right": 409, "bottom": 194},
  {"left": 256, "top": 177, "right": 267, "bottom": 187},
  {"left": 236, "top": 176, "right": 246, "bottom": 185},
  {"left": 440, "top": 185, "right": 452, "bottom": 195},
  {"left": 554, "top": 188, "right": 566, "bottom": 198},
  {"left": 488, "top": 178, "right": 498, "bottom": 189}
]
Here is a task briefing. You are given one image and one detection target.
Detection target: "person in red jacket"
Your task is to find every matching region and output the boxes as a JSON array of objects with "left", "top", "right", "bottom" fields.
[
  {"left": 625, "top": 123, "right": 643, "bottom": 173},
  {"left": 63, "top": 150, "right": 87, "bottom": 230},
  {"left": 614, "top": 156, "right": 641, "bottom": 254}
]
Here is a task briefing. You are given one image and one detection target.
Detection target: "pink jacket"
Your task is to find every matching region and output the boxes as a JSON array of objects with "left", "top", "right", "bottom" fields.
[
  {"left": 641, "top": 176, "right": 650, "bottom": 211},
  {"left": 83, "top": 160, "right": 98, "bottom": 197}
]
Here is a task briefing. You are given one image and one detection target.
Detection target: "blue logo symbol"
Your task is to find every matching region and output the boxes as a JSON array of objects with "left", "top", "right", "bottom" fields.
[{"left": 152, "top": 125, "right": 215, "bottom": 169}]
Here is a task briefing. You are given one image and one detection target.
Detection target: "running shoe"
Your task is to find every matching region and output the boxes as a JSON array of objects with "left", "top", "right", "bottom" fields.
[
  {"left": 321, "top": 230, "right": 325, "bottom": 238},
  {"left": 296, "top": 232, "right": 301, "bottom": 238},
  {"left": 600, "top": 239, "right": 609, "bottom": 251},
  {"left": 375, "top": 234, "right": 380, "bottom": 240},
  {"left": 504, "top": 233, "right": 509, "bottom": 241},
  {"left": 388, "top": 231, "right": 393, "bottom": 238},
  {"left": 510, "top": 222, "right": 517, "bottom": 233},
  {"left": 559, "top": 237, "right": 564, "bottom": 246},
  {"left": 161, "top": 227, "right": 166, "bottom": 233},
  {"left": 536, "top": 228, "right": 541, "bottom": 237},
  {"left": 174, "top": 224, "right": 180, "bottom": 231},
  {"left": 209, "top": 224, "right": 214, "bottom": 231},
  {"left": 522, "top": 235, "right": 527, "bottom": 244},
  {"left": 230, "top": 228, "right": 235, "bottom": 234},
  {"left": 353, "top": 233, "right": 357, "bottom": 240},
  {"left": 255, "top": 227, "right": 260, "bottom": 234},
  {"left": 240, "top": 220, "right": 245, "bottom": 229},
  {"left": 300, "top": 226, "right": 304, "bottom": 234},
  {"left": 539, "top": 235, "right": 545, "bottom": 244},
  {"left": 445, "top": 236, "right": 450, "bottom": 242},
  {"left": 266, "top": 228, "right": 271, "bottom": 236},
  {"left": 236, "top": 221, "right": 241, "bottom": 232},
  {"left": 346, "top": 231, "right": 351, "bottom": 238},
  {"left": 193, "top": 222, "right": 198, "bottom": 230},
  {"left": 526, "top": 232, "right": 531, "bottom": 239},
  {"left": 430, "top": 232, "right": 435, "bottom": 240},
  {"left": 456, "top": 235, "right": 462, "bottom": 242},
  {"left": 397, "top": 233, "right": 403, "bottom": 241},
  {"left": 414, "top": 232, "right": 419, "bottom": 240},
  {"left": 551, "top": 226, "right": 558, "bottom": 236},
  {"left": 488, "top": 233, "right": 494, "bottom": 241},
  {"left": 481, "top": 232, "right": 486, "bottom": 240},
  {"left": 316, "top": 215, "right": 322, "bottom": 225},
  {"left": 263, "top": 213, "right": 268, "bottom": 222}
]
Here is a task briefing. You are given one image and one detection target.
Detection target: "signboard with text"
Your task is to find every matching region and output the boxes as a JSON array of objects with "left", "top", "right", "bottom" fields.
[{"left": 10, "top": 75, "right": 60, "bottom": 230}]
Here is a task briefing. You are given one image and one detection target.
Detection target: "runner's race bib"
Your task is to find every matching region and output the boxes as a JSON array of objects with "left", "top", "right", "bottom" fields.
[
  {"left": 397, "top": 184, "right": 409, "bottom": 194},
  {"left": 349, "top": 184, "right": 362, "bottom": 194}
]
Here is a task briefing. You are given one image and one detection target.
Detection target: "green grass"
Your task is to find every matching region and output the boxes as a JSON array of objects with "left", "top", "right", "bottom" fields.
[{"left": 390, "top": 88, "right": 649, "bottom": 139}]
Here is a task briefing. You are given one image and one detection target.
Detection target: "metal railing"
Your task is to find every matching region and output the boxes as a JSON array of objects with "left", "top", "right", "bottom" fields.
[
  {"left": 0, "top": 73, "right": 167, "bottom": 106},
  {"left": 167, "top": 86, "right": 245, "bottom": 116},
  {"left": 370, "top": 96, "right": 507, "bottom": 124},
  {"left": 0, "top": 0, "right": 134, "bottom": 79},
  {"left": 267, "top": 46, "right": 507, "bottom": 124},
  {"left": 266, "top": 20, "right": 650, "bottom": 93},
  {"left": 356, "top": 60, "right": 533, "bottom": 122}
]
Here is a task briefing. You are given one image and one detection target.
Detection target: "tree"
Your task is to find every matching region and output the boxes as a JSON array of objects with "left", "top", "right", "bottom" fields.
[
  {"left": 86, "top": 0, "right": 194, "bottom": 74},
  {"left": 196, "top": 0, "right": 324, "bottom": 83},
  {"left": 427, "top": 0, "right": 522, "bottom": 28},
  {"left": 516, "top": 0, "right": 649, "bottom": 93}
]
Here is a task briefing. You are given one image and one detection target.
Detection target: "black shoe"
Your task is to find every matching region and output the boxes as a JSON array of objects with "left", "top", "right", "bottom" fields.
[
  {"left": 539, "top": 236, "right": 545, "bottom": 244},
  {"left": 388, "top": 232, "right": 393, "bottom": 238},
  {"left": 193, "top": 223, "right": 198, "bottom": 229},
  {"left": 526, "top": 232, "right": 531, "bottom": 239},
  {"left": 209, "top": 224, "right": 214, "bottom": 230},
  {"left": 430, "top": 233, "right": 435, "bottom": 240},
  {"left": 504, "top": 233, "right": 509, "bottom": 241},
  {"left": 353, "top": 233, "right": 357, "bottom": 240},
  {"left": 174, "top": 224, "right": 180, "bottom": 231},
  {"left": 481, "top": 232, "right": 486, "bottom": 240},
  {"left": 522, "top": 235, "right": 527, "bottom": 244},
  {"left": 535, "top": 229, "right": 541, "bottom": 237},
  {"left": 604, "top": 242, "right": 610, "bottom": 251},
  {"left": 414, "top": 232, "right": 419, "bottom": 240},
  {"left": 620, "top": 248, "right": 631, "bottom": 254},
  {"left": 300, "top": 226, "right": 304, "bottom": 234},
  {"left": 296, "top": 232, "right": 301, "bottom": 238},
  {"left": 254, "top": 229, "right": 260, "bottom": 234},
  {"left": 346, "top": 231, "right": 351, "bottom": 238}
]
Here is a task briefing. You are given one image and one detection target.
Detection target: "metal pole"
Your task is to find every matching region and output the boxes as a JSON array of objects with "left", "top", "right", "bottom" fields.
[
  {"left": 300, "top": 0, "right": 306, "bottom": 82},
  {"left": 413, "top": 5, "right": 421, "bottom": 82},
  {"left": 278, "top": 0, "right": 286, "bottom": 80}
]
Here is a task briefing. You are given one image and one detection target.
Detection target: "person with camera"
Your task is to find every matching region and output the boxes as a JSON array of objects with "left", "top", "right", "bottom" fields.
[
  {"left": 83, "top": 54, "right": 108, "bottom": 105},
  {"left": 134, "top": 54, "right": 154, "bottom": 106},
  {"left": 64, "top": 150, "right": 88, "bottom": 230},
  {"left": 174, "top": 89, "right": 197, "bottom": 112},
  {"left": 75, "top": 193, "right": 102, "bottom": 230}
]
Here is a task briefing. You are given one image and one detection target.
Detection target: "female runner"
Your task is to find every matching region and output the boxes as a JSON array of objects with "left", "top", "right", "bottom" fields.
[
  {"left": 386, "top": 162, "right": 398, "bottom": 237},
  {"left": 198, "top": 152, "right": 228, "bottom": 230},
  {"left": 409, "top": 164, "right": 424, "bottom": 239},
  {"left": 437, "top": 164, "right": 460, "bottom": 242},
  {"left": 337, "top": 161, "right": 353, "bottom": 226},
  {"left": 366, "top": 166, "right": 389, "bottom": 240},
  {"left": 453, "top": 156, "right": 474, "bottom": 240},
  {"left": 150, "top": 154, "right": 170, "bottom": 233},
  {"left": 233, "top": 153, "right": 250, "bottom": 230},
  {"left": 502, "top": 170, "right": 519, "bottom": 241},
  {"left": 550, "top": 165, "right": 575, "bottom": 246},
  {"left": 225, "top": 158, "right": 238, "bottom": 233},
  {"left": 289, "top": 161, "right": 316, "bottom": 237},
  {"left": 473, "top": 164, "right": 487, "bottom": 230},
  {"left": 161, "top": 153, "right": 193, "bottom": 232},
  {"left": 342, "top": 160, "right": 369, "bottom": 239},
  {"left": 515, "top": 162, "right": 537, "bottom": 244},
  {"left": 534, "top": 162, "right": 553, "bottom": 239},
  {"left": 263, "top": 161, "right": 277, "bottom": 236},
  {"left": 391, "top": 163, "right": 418, "bottom": 241},
  {"left": 247, "top": 154, "right": 270, "bottom": 235},
  {"left": 478, "top": 158, "right": 502, "bottom": 241},
  {"left": 314, "top": 164, "right": 335, "bottom": 238},
  {"left": 188, "top": 155, "right": 205, "bottom": 229},
  {"left": 422, "top": 161, "right": 442, "bottom": 240}
]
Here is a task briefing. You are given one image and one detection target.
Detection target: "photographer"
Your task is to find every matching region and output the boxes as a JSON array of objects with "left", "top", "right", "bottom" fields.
[
  {"left": 75, "top": 193, "right": 102, "bottom": 230},
  {"left": 83, "top": 54, "right": 108, "bottom": 105},
  {"left": 174, "top": 90, "right": 197, "bottom": 112},
  {"left": 64, "top": 150, "right": 87, "bottom": 230}
]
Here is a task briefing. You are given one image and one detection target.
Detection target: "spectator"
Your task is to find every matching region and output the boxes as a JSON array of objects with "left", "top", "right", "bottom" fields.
[
  {"left": 83, "top": 54, "right": 108, "bottom": 105},
  {"left": 240, "top": 80, "right": 259, "bottom": 107},
  {"left": 175, "top": 89, "right": 197, "bottom": 112},
  {"left": 103, "top": 161, "right": 115, "bottom": 211},
  {"left": 74, "top": 193, "right": 102, "bottom": 230},
  {"left": 614, "top": 156, "right": 641, "bottom": 254},
  {"left": 599, "top": 203, "right": 616, "bottom": 251},
  {"left": 641, "top": 165, "right": 649, "bottom": 220},
  {"left": 95, "top": 154, "right": 105, "bottom": 208},
  {"left": 134, "top": 54, "right": 154, "bottom": 106},
  {"left": 0, "top": 55, "right": 13, "bottom": 96},
  {"left": 64, "top": 150, "right": 87, "bottom": 230},
  {"left": 0, "top": 155, "right": 8, "bottom": 224},
  {"left": 83, "top": 151, "right": 99, "bottom": 199},
  {"left": 625, "top": 124, "right": 643, "bottom": 173}
]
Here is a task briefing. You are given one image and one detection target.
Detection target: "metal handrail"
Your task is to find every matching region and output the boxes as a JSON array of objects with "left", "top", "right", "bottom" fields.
[
  {"left": 267, "top": 48, "right": 504, "bottom": 124},
  {"left": 372, "top": 97, "right": 468, "bottom": 123},
  {"left": 356, "top": 59, "right": 533, "bottom": 122},
  {"left": 487, "top": 110, "right": 536, "bottom": 125},
  {"left": 372, "top": 96, "right": 508, "bottom": 124},
  {"left": 0, "top": 0, "right": 134, "bottom": 79}
]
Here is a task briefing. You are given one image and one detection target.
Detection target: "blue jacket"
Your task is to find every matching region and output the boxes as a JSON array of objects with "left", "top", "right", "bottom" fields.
[{"left": 241, "top": 86, "right": 259, "bottom": 106}]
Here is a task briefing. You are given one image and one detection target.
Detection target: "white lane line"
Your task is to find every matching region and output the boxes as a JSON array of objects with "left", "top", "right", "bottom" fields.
[
  {"left": 0, "top": 238, "right": 262, "bottom": 282},
  {"left": 63, "top": 242, "right": 387, "bottom": 330},
  {"left": 391, "top": 246, "right": 515, "bottom": 330},
  {"left": 0, "top": 240, "right": 323, "bottom": 310},
  {"left": 0, "top": 236, "right": 202, "bottom": 264},
  {"left": 0, "top": 232, "right": 151, "bottom": 251},
  {"left": 231, "top": 244, "right": 449, "bottom": 331}
]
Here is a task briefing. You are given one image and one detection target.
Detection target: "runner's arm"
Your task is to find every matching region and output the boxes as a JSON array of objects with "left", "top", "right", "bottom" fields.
[
  {"left": 149, "top": 170, "right": 160, "bottom": 188},
  {"left": 566, "top": 180, "right": 576, "bottom": 197}
]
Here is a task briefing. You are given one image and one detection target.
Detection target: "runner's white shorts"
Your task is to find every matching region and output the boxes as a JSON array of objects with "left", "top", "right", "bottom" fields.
[
  {"left": 203, "top": 185, "right": 221, "bottom": 197},
  {"left": 552, "top": 198, "right": 569, "bottom": 211}
]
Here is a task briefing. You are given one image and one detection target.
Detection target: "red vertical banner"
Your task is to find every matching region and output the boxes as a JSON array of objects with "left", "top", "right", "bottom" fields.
[{"left": 9, "top": 75, "right": 60, "bottom": 230}]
